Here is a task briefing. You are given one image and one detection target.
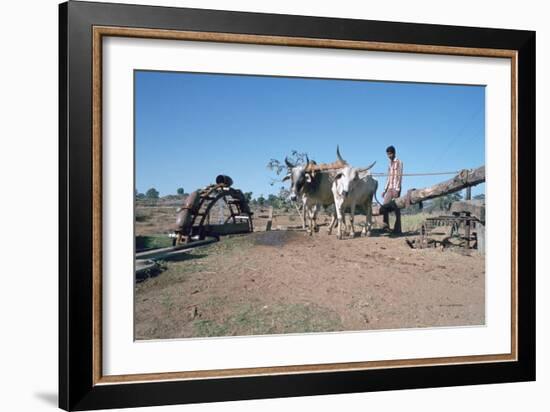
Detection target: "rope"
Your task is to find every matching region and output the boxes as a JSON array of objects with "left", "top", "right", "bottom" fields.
[{"left": 370, "top": 171, "right": 460, "bottom": 177}]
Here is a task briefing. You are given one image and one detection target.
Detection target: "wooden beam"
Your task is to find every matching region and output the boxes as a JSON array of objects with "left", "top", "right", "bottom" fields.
[{"left": 393, "top": 166, "right": 485, "bottom": 209}]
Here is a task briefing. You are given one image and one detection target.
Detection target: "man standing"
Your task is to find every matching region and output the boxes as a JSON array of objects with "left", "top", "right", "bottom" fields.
[{"left": 381, "top": 145, "right": 403, "bottom": 234}]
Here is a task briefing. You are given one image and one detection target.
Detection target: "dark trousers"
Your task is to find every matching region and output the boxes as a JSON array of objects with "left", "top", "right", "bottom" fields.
[{"left": 381, "top": 189, "right": 402, "bottom": 233}]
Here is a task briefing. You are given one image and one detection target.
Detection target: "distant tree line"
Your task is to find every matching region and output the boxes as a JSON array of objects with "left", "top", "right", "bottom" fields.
[
  {"left": 135, "top": 187, "right": 186, "bottom": 201},
  {"left": 244, "top": 188, "right": 292, "bottom": 210},
  {"left": 135, "top": 188, "right": 159, "bottom": 200},
  {"left": 134, "top": 185, "right": 291, "bottom": 211}
]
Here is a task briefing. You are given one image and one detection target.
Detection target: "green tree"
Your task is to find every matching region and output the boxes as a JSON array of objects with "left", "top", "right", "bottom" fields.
[
  {"left": 244, "top": 192, "right": 253, "bottom": 203},
  {"left": 145, "top": 188, "right": 160, "bottom": 199},
  {"left": 177, "top": 187, "right": 185, "bottom": 196},
  {"left": 267, "top": 194, "right": 279, "bottom": 208},
  {"left": 135, "top": 189, "right": 145, "bottom": 200},
  {"left": 257, "top": 194, "right": 265, "bottom": 206},
  {"left": 266, "top": 150, "right": 309, "bottom": 185},
  {"left": 276, "top": 187, "right": 291, "bottom": 210}
]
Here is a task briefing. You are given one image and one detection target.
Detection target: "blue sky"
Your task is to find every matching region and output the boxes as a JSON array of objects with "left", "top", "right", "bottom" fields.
[{"left": 135, "top": 71, "right": 485, "bottom": 198}]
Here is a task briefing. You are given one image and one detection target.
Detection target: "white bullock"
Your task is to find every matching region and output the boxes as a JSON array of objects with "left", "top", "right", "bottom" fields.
[
  {"left": 329, "top": 164, "right": 378, "bottom": 239},
  {"left": 283, "top": 156, "right": 345, "bottom": 235}
]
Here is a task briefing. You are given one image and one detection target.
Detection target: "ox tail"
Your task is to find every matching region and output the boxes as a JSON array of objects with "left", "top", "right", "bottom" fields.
[{"left": 373, "top": 180, "right": 383, "bottom": 206}]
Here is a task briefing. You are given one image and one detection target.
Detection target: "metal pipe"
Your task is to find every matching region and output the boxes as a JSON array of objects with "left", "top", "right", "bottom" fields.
[{"left": 136, "top": 237, "right": 218, "bottom": 260}]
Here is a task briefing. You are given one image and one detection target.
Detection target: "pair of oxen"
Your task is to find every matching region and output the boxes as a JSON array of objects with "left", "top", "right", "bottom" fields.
[{"left": 282, "top": 147, "right": 378, "bottom": 239}]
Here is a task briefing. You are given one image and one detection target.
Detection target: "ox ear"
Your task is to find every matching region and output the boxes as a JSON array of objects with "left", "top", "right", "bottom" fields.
[
  {"left": 282, "top": 174, "right": 291, "bottom": 182},
  {"left": 305, "top": 173, "right": 312, "bottom": 183}
]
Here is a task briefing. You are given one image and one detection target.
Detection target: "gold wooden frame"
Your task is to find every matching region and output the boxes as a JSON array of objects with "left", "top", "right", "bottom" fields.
[{"left": 92, "top": 26, "right": 518, "bottom": 386}]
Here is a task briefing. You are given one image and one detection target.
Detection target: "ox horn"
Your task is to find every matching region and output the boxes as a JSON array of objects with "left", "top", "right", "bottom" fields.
[
  {"left": 285, "top": 157, "right": 295, "bottom": 168},
  {"left": 357, "top": 161, "right": 377, "bottom": 173},
  {"left": 305, "top": 154, "right": 310, "bottom": 164},
  {"left": 336, "top": 145, "right": 345, "bottom": 163}
]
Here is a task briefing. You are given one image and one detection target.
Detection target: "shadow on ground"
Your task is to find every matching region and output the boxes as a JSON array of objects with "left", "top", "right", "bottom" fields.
[
  {"left": 163, "top": 252, "right": 208, "bottom": 263},
  {"left": 34, "top": 392, "right": 57, "bottom": 407}
]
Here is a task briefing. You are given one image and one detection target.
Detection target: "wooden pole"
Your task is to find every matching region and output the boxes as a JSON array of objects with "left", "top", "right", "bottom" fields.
[
  {"left": 265, "top": 206, "right": 273, "bottom": 231},
  {"left": 392, "top": 166, "right": 485, "bottom": 209}
]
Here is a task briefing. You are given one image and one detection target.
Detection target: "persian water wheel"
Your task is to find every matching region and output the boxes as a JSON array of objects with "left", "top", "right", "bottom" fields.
[{"left": 173, "top": 176, "right": 253, "bottom": 244}]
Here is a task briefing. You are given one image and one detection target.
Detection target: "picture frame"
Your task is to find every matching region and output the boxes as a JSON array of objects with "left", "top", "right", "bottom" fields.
[{"left": 59, "top": 1, "right": 535, "bottom": 410}]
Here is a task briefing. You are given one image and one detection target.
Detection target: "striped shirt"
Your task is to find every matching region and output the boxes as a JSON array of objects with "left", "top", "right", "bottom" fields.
[{"left": 384, "top": 158, "right": 403, "bottom": 192}]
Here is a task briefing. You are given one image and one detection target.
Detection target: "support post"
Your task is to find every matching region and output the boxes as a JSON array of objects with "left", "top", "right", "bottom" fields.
[{"left": 265, "top": 206, "right": 273, "bottom": 231}]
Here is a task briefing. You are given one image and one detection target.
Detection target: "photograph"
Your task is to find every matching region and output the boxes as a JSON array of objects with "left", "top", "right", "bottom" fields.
[
  {"left": 133, "top": 70, "right": 486, "bottom": 340},
  {"left": 54, "top": 1, "right": 536, "bottom": 409}
]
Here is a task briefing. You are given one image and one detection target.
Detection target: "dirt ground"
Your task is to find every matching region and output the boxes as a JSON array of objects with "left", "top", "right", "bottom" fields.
[{"left": 135, "top": 227, "right": 485, "bottom": 340}]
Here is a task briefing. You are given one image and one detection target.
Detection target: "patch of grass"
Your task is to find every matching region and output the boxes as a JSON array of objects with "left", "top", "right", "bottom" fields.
[
  {"left": 161, "top": 252, "right": 208, "bottom": 273},
  {"left": 193, "top": 319, "right": 231, "bottom": 337},
  {"left": 160, "top": 254, "right": 210, "bottom": 275},
  {"left": 192, "top": 299, "right": 343, "bottom": 337},
  {"left": 201, "top": 234, "right": 254, "bottom": 255},
  {"left": 135, "top": 253, "right": 210, "bottom": 294},
  {"left": 160, "top": 291, "right": 173, "bottom": 311}
]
